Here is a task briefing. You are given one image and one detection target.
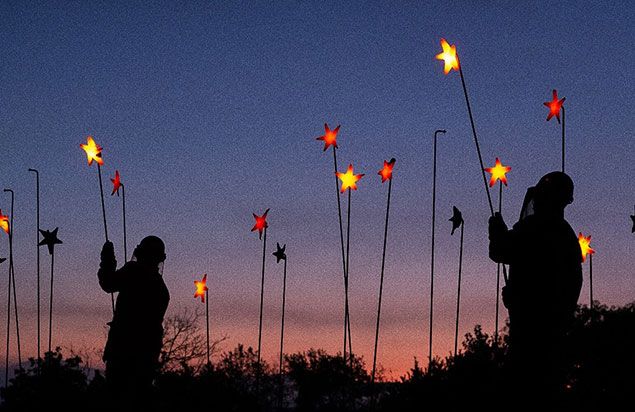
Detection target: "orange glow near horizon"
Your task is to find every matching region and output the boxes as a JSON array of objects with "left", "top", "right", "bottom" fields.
[
  {"left": 0, "top": 210, "right": 9, "bottom": 235},
  {"left": 251, "top": 208, "right": 270, "bottom": 239},
  {"left": 110, "top": 170, "right": 122, "bottom": 196},
  {"left": 578, "top": 233, "right": 595, "bottom": 263},
  {"left": 544, "top": 89, "right": 566, "bottom": 123},
  {"left": 316, "top": 123, "right": 340, "bottom": 151},
  {"left": 378, "top": 158, "right": 396, "bottom": 183},
  {"left": 436, "top": 38, "right": 460, "bottom": 75},
  {"left": 485, "top": 157, "right": 511, "bottom": 187},
  {"left": 194, "top": 274, "right": 208, "bottom": 303},
  {"left": 80, "top": 136, "right": 104, "bottom": 166},
  {"left": 336, "top": 164, "right": 364, "bottom": 193}
]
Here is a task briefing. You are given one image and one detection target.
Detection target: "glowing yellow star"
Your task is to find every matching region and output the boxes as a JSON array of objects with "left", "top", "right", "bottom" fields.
[
  {"left": 485, "top": 158, "right": 511, "bottom": 187},
  {"left": 436, "top": 38, "right": 460, "bottom": 75},
  {"left": 194, "top": 274, "right": 208, "bottom": 303},
  {"left": 0, "top": 210, "right": 9, "bottom": 235},
  {"left": 578, "top": 233, "right": 595, "bottom": 263},
  {"left": 80, "top": 136, "right": 104, "bottom": 166},
  {"left": 336, "top": 164, "right": 364, "bottom": 193}
]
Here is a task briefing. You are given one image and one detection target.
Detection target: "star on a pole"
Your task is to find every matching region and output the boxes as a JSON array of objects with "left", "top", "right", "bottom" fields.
[
  {"left": 544, "top": 89, "right": 566, "bottom": 124},
  {"left": 336, "top": 164, "right": 364, "bottom": 193},
  {"left": 194, "top": 274, "right": 208, "bottom": 303},
  {"left": 316, "top": 123, "right": 340, "bottom": 151},
  {"left": 449, "top": 206, "right": 464, "bottom": 236},
  {"left": 111, "top": 170, "right": 122, "bottom": 196},
  {"left": 378, "top": 158, "right": 396, "bottom": 183},
  {"left": 436, "top": 38, "right": 460, "bottom": 75},
  {"left": 485, "top": 158, "right": 511, "bottom": 187},
  {"left": 38, "top": 228, "right": 63, "bottom": 255},
  {"left": 251, "top": 208, "right": 270, "bottom": 240},
  {"left": 272, "top": 243, "right": 286, "bottom": 263}
]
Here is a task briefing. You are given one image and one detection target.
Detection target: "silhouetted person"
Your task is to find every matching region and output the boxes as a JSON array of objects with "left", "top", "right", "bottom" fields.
[
  {"left": 489, "top": 172, "right": 582, "bottom": 407},
  {"left": 98, "top": 236, "right": 170, "bottom": 406}
]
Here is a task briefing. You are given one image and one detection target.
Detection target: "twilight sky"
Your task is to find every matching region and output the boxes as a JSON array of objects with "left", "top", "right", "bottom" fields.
[{"left": 1, "top": 1, "right": 633, "bottom": 380}]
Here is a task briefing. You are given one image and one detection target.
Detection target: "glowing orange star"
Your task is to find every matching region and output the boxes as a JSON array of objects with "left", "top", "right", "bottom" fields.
[
  {"left": 485, "top": 158, "right": 511, "bottom": 187},
  {"left": 436, "top": 38, "right": 460, "bottom": 75},
  {"left": 0, "top": 210, "right": 9, "bottom": 235},
  {"left": 80, "top": 136, "right": 104, "bottom": 166},
  {"left": 110, "top": 170, "right": 122, "bottom": 196},
  {"left": 194, "top": 274, "right": 208, "bottom": 303},
  {"left": 378, "top": 158, "right": 396, "bottom": 183},
  {"left": 578, "top": 233, "right": 595, "bottom": 263},
  {"left": 336, "top": 164, "right": 364, "bottom": 193},
  {"left": 544, "top": 89, "right": 566, "bottom": 123},
  {"left": 316, "top": 123, "right": 340, "bottom": 151},
  {"left": 251, "top": 208, "right": 270, "bottom": 239}
]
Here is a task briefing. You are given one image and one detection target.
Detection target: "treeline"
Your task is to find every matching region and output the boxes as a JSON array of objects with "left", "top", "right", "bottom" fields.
[{"left": 1, "top": 302, "right": 632, "bottom": 411}]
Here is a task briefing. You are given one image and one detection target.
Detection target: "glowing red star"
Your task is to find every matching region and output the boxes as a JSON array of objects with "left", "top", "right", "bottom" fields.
[
  {"left": 336, "top": 164, "right": 364, "bottom": 193},
  {"left": 111, "top": 170, "right": 122, "bottom": 196},
  {"left": 194, "top": 274, "right": 208, "bottom": 303},
  {"left": 485, "top": 158, "right": 511, "bottom": 187},
  {"left": 378, "top": 158, "right": 396, "bottom": 183},
  {"left": 578, "top": 233, "right": 595, "bottom": 263},
  {"left": 251, "top": 208, "right": 270, "bottom": 239},
  {"left": 544, "top": 89, "right": 566, "bottom": 123},
  {"left": 316, "top": 123, "right": 340, "bottom": 151},
  {"left": 0, "top": 210, "right": 9, "bottom": 235}
]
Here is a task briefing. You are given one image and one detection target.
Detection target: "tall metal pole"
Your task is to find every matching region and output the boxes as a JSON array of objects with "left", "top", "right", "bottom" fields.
[
  {"left": 278, "top": 257, "right": 287, "bottom": 409},
  {"left": 429, "top": 129, "right": 445, "bottom": 363},
  {"left": 121, "top": 183, "right": 128, "bottom": 262},
  {"left": 495, "top": 181, "right": 502, "bottom": 343},
  {"left": 561, "top": 106, "right": 566, "bottom": 173},
  {"left": 454, "top": 222, "right": 464, "bottom": 356},
  {"left": 345, "top": 187, "right": 353, "bottom": 364},
  {"left": 28, "top": 169, "right": 41, "bottom": 365},
  {"left": 4, "top": 189, "right": 21, "bottom": 370},
  {"left": 257, "top": 227, "right": 267, "bottom": 365}
]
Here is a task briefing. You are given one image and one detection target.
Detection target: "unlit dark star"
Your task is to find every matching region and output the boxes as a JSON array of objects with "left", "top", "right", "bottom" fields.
[
  {"left": 0, "top": 257, "right": 5, "bottom": 264},
  {"left": 272, "top": 243, "right": 286, "bottom": 263},
  {"left": 449, "top": 206, "right": 464, "bottom": 236},
  {"left": 38, "top": 228, "right": 63, "bottom": 255}
]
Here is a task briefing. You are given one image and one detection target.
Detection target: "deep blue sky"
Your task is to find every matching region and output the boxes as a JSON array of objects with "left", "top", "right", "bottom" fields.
[{"left": 1, "top": 1, "right": 633, "bottom": 378}]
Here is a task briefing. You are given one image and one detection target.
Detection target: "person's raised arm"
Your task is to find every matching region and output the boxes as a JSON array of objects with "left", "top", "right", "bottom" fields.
[
  {"left": 98, "top": 241, "right": 121, "bottom": 293},
  {"left": 488, "top": 212, "right": 515, "bottom": 264}
]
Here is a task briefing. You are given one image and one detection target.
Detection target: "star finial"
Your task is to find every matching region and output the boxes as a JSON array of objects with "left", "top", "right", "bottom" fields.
[
  {"left": 449, "top": 206, "right": 464, "bottom": 236},
  {"left": 38, "top": 228, "right": 63, "bottom": 255},
  {"left": 0, "top": 210, "right": 9, "bottom": 235},
  {"left": 272, "top": 243, "right": 287, "bottom": 263},
  {"left": 435, "top": 38, "right": 460, "bottom": 75},
  {"left": 111, "top": 170, "right": 122, "bottom": 196},
  {"left": 485, "top": 158, "right": 511, "bottom": 187},
  {"left": 316, "top": 123, "right": 340, "bottom": 151},
  {"left": 80, "top": 136, "right": 104, "bottom": 166},
  {"left": 578, "top": 233, "right": 595, "bottom": 263},
  {"left": 0, "top": 257, "right": 6, "bottom": 264},
  {"left": 251, "top": 208, "right": 270, "bottom": 240},
  {"left": 544, "top": 89, "right": 566, "bottom": 124},
  {"left": 336, "top": 164, "right": 364, "bottom": 193},
  {"left": 378, "top": 158, "right": 396, "bottom": 183},
  {"left": 194, "top": 274, "right": 208, "bottom": 303}
]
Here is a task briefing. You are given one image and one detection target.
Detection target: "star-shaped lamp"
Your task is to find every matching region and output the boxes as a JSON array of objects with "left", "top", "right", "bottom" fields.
[
  {"left": 111, "top": 170, "right": 122, "bottom": 196},
  {"left": 0, "top": 210, "right": 9, "bottom": 235},
  {"left": 0, "top": 257, "right": 5, "bottom": 264},
  {"left": 336, "top": 164, "right": 364, "bottom": 193},
  {"left": 578, "top": 233, "right": 595, "bottom": 263},
  {"left": 378, "top": 158, "right": 396, "bottom": 183},
  {"left": 38, "top": 228, "right": 63, "bottom": 255},
  {"left": 449, "top": 206, "right": 464, "bottom": 236},
  {"left": 251, "top": 208, "right": 270, "bottom": 240},
  {"left": 194, "top": 274, "right": 208, "bottom": 303},
  {"left": 80, "top": 136, "right": 104, "bottom": 166},
  {"left": 544, "top": 90, "right": 566, "bottom": 124},
  {"left": 316, "top": 123, "right": 340, "bottom": 151},
  {"left": 436, "top": 38, "right": 460, "bottom": 75},
  {"left": 485, "top": 158, "right": 511, "bottom": 187},
  {"left": 272, "top": 243, "right": 287, "bottom": 263}
]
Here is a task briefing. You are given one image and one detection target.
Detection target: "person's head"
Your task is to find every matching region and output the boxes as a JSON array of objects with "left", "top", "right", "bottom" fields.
[
  {"left": 133, "top": 236, "right": 166, "bottom": 269},
  {"left": 533, "top": 171, "right": 574, "bottom": 217}
]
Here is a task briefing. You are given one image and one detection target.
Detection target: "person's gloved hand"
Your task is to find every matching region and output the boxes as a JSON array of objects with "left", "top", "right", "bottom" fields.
[
  {"left": 488, "top": 212, "right": 507, "bottom": 237},
  {"left": 100, "top": 241, "right": 115, "bottom": 263}
]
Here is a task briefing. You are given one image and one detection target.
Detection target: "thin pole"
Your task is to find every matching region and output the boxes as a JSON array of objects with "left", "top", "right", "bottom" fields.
[
  {"left": 495, "top": 181, "right": 502, "bottom": 343},
  {"left": 206, "top": 288, "right": 210, "bottom": 365},
  {"left": 4, "top": 248, "right": 11, "bottom": 387},
  {"left": 257, "top": 227, "right": 267, "bottom": 365},
  {"left": 332, "top": 147, "right": 350, "bottom": 360},
  {"left": 561, "top": 106, "right": 566, "bottom": 173},
  {"left": 48, "top": 252, "right": 55, "bottom": 355},
  {"left": 278, "top": 258, "right": 287, "bottom": 409},
  {"left": 345, "top": 188, "right": 353, "bottom": 364},
  {"left": 371, "top": 177, "right": 393, "bottom": 386},
  {"left": 28, "top": 169, "right": 41, "bottom": 366},
  {"left": 4, "top": 189, "right": 21, "bottom": 369},
  {"left": 454, "top": 222, "right": 464, "bottom": 356},
  {"left": 122, "top": 184, "right": 128, "bottom": 262},
  {"left": 429, "top": 130, "right": 445, "bottom": 363},
  {"left": 96, "top": 164, "right": 114, "bottom": 313},
  {"left": 589, "top": 254, "right": 593, "bottom": 311},
  {"left": 458, "top": 65, "right": 494, "bottom": 216}
]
